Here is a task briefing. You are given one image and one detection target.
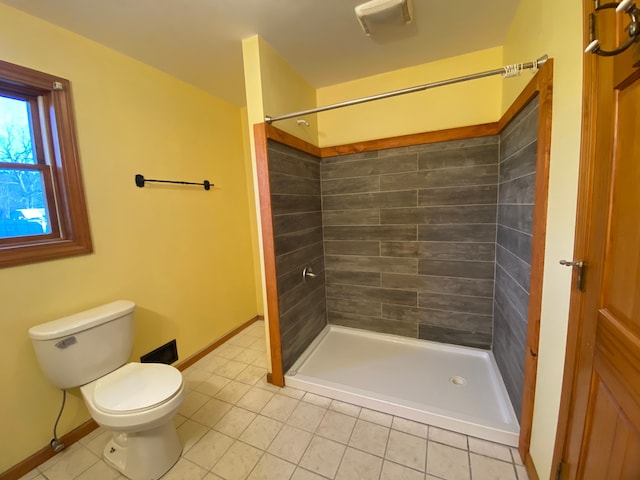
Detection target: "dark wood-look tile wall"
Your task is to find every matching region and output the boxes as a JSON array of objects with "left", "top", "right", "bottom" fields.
[
  {"left": 321, "top": 136, "right": 500, "bottom": 350},
  {"left": 267, "top": 114, "right": 538, "bottom": 399},
  {"left": 268, "top": 140, "right": 327, "bottom": 373},
  {"left": 493, "top": 96, "right": 539, "bottom": 419}
]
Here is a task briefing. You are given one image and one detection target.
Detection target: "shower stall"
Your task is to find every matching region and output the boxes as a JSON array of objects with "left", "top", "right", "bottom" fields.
[{"left": 256, "top": 62, "right": 551, "bottom": 450}]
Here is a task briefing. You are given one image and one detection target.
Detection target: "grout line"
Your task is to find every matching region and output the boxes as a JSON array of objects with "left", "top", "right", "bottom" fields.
[
  {"left": 498, "top": 137, "right": 537, "bottom": 166},
  {"left": 497, "top": 223, "right": 533, "bottom": 238},
  {"left": 498, "top": 171, "right": 536, "bottom": 185}
]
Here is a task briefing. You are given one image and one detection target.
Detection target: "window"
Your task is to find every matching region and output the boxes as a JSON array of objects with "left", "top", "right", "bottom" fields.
[{"left": 0, "top": 60, "right": 92, "bottom": 267}]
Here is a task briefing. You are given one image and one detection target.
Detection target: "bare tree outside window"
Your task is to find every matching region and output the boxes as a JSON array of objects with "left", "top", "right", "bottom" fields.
[{"left": 0, "top": 96, "right": 50, "bottom": 238}]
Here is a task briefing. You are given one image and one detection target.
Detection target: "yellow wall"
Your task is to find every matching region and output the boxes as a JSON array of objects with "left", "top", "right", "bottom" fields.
[
  {"left": 243, "top": 37, "right": 266, "bottom": 130},
  {"left": 241, "top": 35, "right": 322, "bottom": 367},
  {"left": 241, "top": 106, "right": 265, "bottom": 313},
  {"left": 316, "top": 47, "right": 504, "bottom": 147},
  {"left": 0, "top": 4, "right": 258, "bottom": 471},
  {"left": 258, "top": 37, "right": 319, "bottom": 146},
  {"left": 502, "top": 1, "right": 583, "bottom": 478},
  {"left": 241, "top": 36, "right": 273, "bottom": 363}
]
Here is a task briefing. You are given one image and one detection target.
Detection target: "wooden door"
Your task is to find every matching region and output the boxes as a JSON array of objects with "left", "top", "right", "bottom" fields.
[{"left": 553, "top": 3, "right": 640, "bottom": 479}]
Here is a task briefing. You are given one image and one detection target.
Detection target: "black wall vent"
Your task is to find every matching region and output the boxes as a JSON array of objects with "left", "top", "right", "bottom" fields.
[{"left": 141, "top": 339, "right": 178, "bottom": 365}]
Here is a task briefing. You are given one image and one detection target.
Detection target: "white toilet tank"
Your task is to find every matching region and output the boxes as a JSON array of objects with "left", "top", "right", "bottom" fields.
[{"left": 28, "top": 300, "right": 135, "bottom": 389}]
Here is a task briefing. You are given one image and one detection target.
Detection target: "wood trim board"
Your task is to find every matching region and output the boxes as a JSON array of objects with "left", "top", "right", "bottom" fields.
[
  {"left": 264, "top": 123, "right": 321, "bottom": 158},
  {"left": 0, "top": 419, "right": 99, "bottom": 480},
  {"left": 175, "top": 315, "right": 262, "bottom": 372},
  {"left": 320, "top": 123, "right": 500, "bottom": 157},
  {"left": 254, "top": 123, "right": 285, "bottom": 387},
  {"left": 524, "top": 452, "right": 541, "bottom": 480},
  {"left": 497, "top": 61, "right": 554, "bottom": 468}
]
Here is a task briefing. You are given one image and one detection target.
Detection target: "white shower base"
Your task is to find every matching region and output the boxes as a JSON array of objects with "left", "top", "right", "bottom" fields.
[{"left": 285, "top": 325, "right": 519, "bottom": 446}]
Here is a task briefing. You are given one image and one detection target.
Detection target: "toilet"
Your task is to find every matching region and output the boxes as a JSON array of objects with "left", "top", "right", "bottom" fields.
[{"left": 28, "top": 300, "right": 185, "bottom": 480}]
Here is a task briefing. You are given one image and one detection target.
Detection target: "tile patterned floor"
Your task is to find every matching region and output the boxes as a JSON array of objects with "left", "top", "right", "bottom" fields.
[{"left": 20, "top": 321, "right": 529, "bottom": 480}]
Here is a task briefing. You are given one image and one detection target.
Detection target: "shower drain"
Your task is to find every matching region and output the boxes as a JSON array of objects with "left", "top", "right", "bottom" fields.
[{"left": 449, "top": 376, "right": 467, "bottom": 386}]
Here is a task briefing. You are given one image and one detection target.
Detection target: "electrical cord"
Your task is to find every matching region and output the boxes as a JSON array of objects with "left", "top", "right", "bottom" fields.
[{"left": 50, "top": 389, "right": 66, "bottom": 452}]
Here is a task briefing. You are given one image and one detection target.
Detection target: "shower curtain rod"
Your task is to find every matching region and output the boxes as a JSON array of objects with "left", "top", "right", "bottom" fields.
[{"left": 265, "top": 54, "right": 548, "bottom": 124}]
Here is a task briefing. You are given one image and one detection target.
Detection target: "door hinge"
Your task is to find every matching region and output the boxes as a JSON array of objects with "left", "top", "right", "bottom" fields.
[{"left": 555, "top": 461, "right": 566, "bottom": 480}]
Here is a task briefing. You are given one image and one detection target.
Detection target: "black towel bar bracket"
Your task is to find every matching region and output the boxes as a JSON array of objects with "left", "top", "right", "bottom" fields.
[{"left": 135, "top": 174, "right": 213, "bottom": 190}]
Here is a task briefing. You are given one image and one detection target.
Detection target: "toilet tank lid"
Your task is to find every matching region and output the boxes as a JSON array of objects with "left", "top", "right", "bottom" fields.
[{"left": 28, "top": 300, "right": 135, "bottom": 341}]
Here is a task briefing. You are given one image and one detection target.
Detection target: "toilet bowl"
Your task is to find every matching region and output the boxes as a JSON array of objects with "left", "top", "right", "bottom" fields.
[
  {"left": 81, "top": 362, "right": 184, "bottom": 431},
  {"left": 28, "top": 301, "right": 186, "bottom": 480},
  {"left": 81, "top": 363, "right": 185, "bottom": 479}
]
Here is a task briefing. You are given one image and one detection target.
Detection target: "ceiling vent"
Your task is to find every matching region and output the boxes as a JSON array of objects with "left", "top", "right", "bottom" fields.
[{"left": 355, "top": 0, "right": 413, "bottom": 36}]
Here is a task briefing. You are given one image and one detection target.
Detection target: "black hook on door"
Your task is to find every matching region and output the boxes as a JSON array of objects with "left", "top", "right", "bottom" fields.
[{"left": 585, "top": 0, "right": 640, "bottom": 56}]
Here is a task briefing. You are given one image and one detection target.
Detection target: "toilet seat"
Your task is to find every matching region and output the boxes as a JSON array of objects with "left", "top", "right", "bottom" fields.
[{"left": 93, "top": 363, "right": 183, "bottom": 414}]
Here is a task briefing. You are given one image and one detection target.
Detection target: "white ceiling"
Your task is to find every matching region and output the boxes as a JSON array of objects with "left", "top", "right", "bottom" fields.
[{"left": 2, "top": 0, "right": 521, "bottom": 106}]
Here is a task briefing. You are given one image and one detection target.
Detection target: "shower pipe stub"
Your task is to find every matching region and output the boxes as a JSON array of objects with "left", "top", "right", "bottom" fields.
[{"left": 264, "top": 54, "right": 548, "bottom": 124}]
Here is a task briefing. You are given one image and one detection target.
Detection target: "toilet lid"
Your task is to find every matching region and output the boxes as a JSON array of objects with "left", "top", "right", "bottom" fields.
[{"left": 93, "top": 363, "right": 183, "bottom": 414}]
